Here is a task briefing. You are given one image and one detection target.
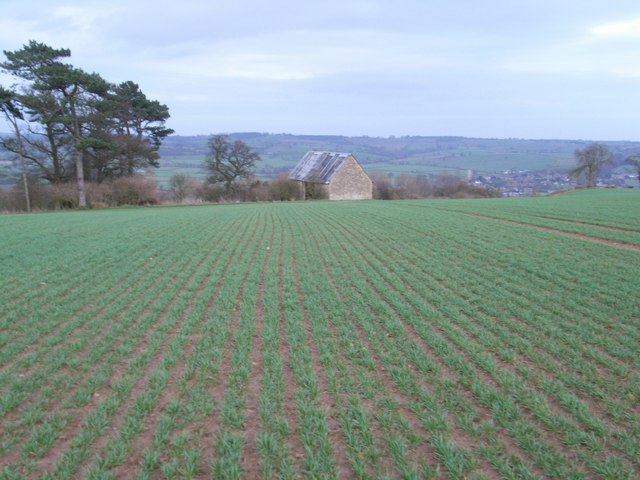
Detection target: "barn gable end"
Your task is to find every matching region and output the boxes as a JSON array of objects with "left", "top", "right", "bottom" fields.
[{"left": 288, "top": 151, "right": 372, "bottom": 200}]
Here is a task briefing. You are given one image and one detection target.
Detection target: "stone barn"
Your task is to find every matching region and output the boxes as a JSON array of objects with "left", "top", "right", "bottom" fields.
[{"left": 288, "top": 151, "right": 372, "bottom": 200}]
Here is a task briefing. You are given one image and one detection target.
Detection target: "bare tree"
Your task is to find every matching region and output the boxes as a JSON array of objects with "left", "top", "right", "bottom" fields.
[
  {"left": 204, "top": 134, "right": 260, "bottom": 195},
  {"left": 0, "top": 86, "right": 31, "bottom": 211},
  {"left": 570, "top": 143, "right": 613, "bottom": 187},
  {"left": 168, "top": 172, "right": 194, "bottom": 203}
]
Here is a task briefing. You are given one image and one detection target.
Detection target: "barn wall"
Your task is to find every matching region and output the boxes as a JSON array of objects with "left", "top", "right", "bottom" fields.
[{"left": 327, "top": 156, "right": 372, "bottom": 200}]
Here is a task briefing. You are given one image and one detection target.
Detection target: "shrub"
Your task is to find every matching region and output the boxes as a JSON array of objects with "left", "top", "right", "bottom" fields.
[
  {"left": 268, "top": 173, "right": 299, "bottom": 201},
  {"left": 108, "top": 176, "right": 158, "bottom": 206},
  {"left": 168, "top": 173, "right": 195, "bottom": 203}
]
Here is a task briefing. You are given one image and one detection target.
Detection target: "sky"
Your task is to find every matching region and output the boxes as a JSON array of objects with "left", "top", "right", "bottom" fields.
[{"left": 1, "top": 0, "right": 639, "bottom": 140}]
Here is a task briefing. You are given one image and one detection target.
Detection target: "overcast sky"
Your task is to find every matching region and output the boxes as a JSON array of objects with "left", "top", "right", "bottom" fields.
[{"left": 1, "top": 0, "right": 639, "bottom": 140}]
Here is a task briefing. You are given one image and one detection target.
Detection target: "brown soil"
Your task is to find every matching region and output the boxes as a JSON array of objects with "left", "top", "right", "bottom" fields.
[
  {"left": 37, "top": 226, "right": 235, "bottom": 478},
  {"left": 288, "top": 226, "right": 353, "bottom": 479},
  {"left": 197, "top": 215, "right": 266, "bottom": 477},
  {"left": 239, "top": 225, "right": 275, "bottom": 479},
  {"left": 112, "top": 220, "right": 254, "bottom": 479},
  {"left": 276, "top": 229, "right": 306, "bottom": 472}
]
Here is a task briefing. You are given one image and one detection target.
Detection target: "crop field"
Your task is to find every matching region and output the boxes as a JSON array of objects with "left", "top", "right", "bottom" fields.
[{"left": 0, "top": 189, "right": 639, "bottom": 479}]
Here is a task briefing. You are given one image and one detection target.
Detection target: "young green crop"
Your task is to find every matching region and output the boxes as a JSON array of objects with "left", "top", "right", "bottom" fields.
[{"left": 0, "top": 190, "right": 638, "bottom": 478}]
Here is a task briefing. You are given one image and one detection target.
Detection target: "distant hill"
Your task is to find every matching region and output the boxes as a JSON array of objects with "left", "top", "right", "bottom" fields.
[
  {"left": 156, "top": 133, "right": 640, "bottom": 185},
  {"left": 2, "top": 132, "right": 639, "bottom": 188}
]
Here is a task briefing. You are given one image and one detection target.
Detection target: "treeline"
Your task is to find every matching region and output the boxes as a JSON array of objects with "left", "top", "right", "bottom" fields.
[
  {"left": 0, "top": 170, "right": 497, "bottom": 212},
  {"left": 0, "top": 41, "right": 172, "bottom": 210}
]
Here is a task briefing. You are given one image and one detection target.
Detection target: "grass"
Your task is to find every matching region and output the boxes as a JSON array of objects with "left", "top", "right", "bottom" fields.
[{"left": 0, "top": 189, "right": 638, "bottom": 478}]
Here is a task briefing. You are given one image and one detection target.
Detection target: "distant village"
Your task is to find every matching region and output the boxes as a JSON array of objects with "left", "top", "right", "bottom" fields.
[{"left": 471, "top": 169, "right": 637, "bottom": 197}]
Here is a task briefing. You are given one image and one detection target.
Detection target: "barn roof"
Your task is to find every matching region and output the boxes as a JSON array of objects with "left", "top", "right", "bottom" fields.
[{"left": 288, "top": 151, "right": 351, "bottom": 183}]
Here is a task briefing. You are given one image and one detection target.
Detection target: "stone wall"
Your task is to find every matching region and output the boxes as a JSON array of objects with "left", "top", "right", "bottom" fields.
[{"left": 327, "top": 155, "right": 372, "bottom": 200}]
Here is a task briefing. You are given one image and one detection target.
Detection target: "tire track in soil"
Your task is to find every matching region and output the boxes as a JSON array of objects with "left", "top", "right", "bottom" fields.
[
  {"left": 521, "top": 212, "right": 640, "bottom": 234},
  {"left": 288, "top": 225, "right": 352, "bottom": 479},
  {"left": 374, "top": 205, "right": 637, "bottom": 325},
  {"left": 319, "top": 211, "right": 617, "bottom": 478},
  {"left": 114, "top": 217, "right": 256, "bottom": 479},
  {"left": 240, "top": 221, "right": 276, "bottom": 478},
  {"left": 313, "top": 209, "right": 575, "bottom": 478},
  {"left": 198, "top": 214, "right": 268, "bottom": 475},
  {"left": 36, "top": 217, "right": 252, "bottom": 478},
  {"left": 463, "top": 211, "right": 640, "bottom": 252},
  {"left": 275, "top": 228, "right": 306, "bottom": 472},
  {"left": 303, "top": 222, "right": 442, "bottom": 478}
]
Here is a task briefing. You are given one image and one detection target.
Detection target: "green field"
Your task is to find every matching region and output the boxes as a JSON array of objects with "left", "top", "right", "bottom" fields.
[{"left": 1, "top": 190, "right": 639, "bottom": 479}]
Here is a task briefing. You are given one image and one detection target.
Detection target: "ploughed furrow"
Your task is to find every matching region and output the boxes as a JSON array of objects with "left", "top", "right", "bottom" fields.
[
  {"left": 1, "top": 194, "right": 637, "bottom": 478},
  {"left": 339, "top": 209, "right": 639, "bottom": 435},
  {"left": 284, "top": 222, "right": 349, "bottom": 479},
  {"left": 239, "top": 216, "right": 275, "bottom": 478},
  {"left": 131, "top": 210, "right": 263, "bottom": 479},
  {"left": 275, "top": 227, "right": 306, "bottom": 473},
  {"left": 245, "top": 211, "right": 302, "bottom": 478},
  {"left": 31, "top": 212, "right": 259, "bottom": 479},
  {"left": 0, "top": 218, "right": 176, "bottom": 336},
  {"left": 0, "top": 237, "right": 195, "bottom": 401},
  {"left": 207, "top": 211, "right": 270, "bottom": 478},
  {"left": 0, "top": 227, "right": 227, "bottom": 462},
  {"left": 363, "top": 205, "right": 638, "bottom": 379},
  {"left": 293, "top": 217, "right": 396, "bottom": 479},
  {"left": 316, "top": 205, "right": 638, "bottom": 477},
  {"left": 0, "top": 238, "right": 135, "bottom": 322},
  {"left": 311, "top": 207, "right": 587, "bottom": 475},
  {"left": 399, "top": 209, "right": 640, "bottom": 393},
  {"left": 28, "top": 218, "right": 246, "bottom": 475},
  {"left": 303, "top": 211, "right": 523, "bottom": 479},
  {"left": 0, "top": 217, "right": 238, "bottom": 441},
  {"left": 78, "top": 212, "right": 263, "bottom": 480},
  {"left": 0, "top": 216, "right": 221, "bottom": 382},
  {"left": 109, "top": 214, "right": 258, "bottom": 478},
  {"left": 0, "top": 254, "right": 193, "bottom": 465},
  {"left": 299, "top": 216, "right": 450, "bottom": 478}
]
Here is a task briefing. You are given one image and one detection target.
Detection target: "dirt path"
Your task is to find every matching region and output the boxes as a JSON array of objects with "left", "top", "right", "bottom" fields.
[{"left": 464, "top": 212, "right": 640, "bottom": 252}]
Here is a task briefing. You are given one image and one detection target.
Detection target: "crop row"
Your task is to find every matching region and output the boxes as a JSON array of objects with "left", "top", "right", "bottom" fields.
[{"left": 1, "top": 194, "right": 638, "bottom": 478}]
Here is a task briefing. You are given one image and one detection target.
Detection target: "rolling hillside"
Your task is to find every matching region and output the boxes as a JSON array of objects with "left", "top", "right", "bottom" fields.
[{"left": 155, "top": 133, "right": 640, "bottom": 186}]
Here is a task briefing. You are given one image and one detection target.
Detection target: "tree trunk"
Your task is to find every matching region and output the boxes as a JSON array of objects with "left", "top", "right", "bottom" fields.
[
  {"left": 12, "top": 121, "right": 31, "bottom": 212},
  {"left": 69, "top": 102, "right": 87, "bottom": 208},
  {"left": 74, "top": 145, "right": 87, "bottom": 207}
]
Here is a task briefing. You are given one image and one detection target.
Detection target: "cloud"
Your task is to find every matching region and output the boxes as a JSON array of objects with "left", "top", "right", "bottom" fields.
[
  {"left": 2, "top": 0, "right": 640, "bottom": 139},
  {"left": 591, "top": 18, "right": 640, "bottom": 37}
]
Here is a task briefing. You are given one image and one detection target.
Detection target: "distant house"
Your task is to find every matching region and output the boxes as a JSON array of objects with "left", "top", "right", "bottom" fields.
[{"left": 288, "top": 151, "right": 372, "bottom": 200}]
